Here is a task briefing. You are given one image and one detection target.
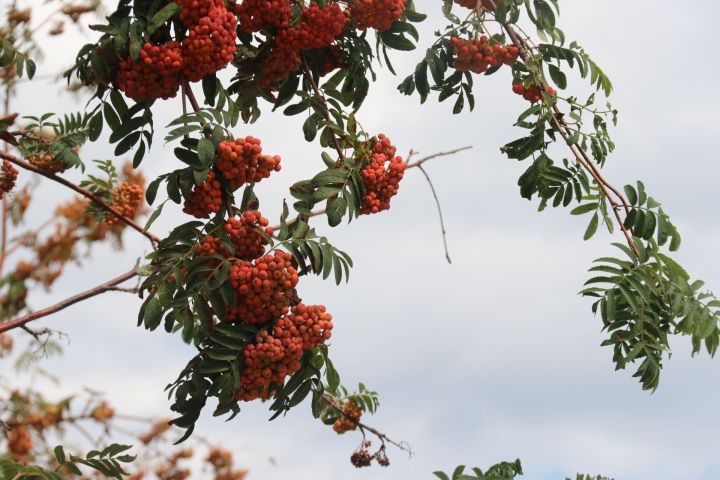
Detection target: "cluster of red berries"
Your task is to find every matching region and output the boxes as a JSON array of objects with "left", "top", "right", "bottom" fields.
[
  {"left": 195, "top": 210, "right": 273, "bottom": 261},
  {"left": 348, "top": 0, "right": 405, "bottom": 32},
  {"left": 176, "top": 0, "right": 224, "bottom": 27},
  {"left": 359, "top": 134, "right": 407, "bottom": 215},
  {"left": 512, "top": 82, "right": 557, "bottom": 103},
  {"left": 181, "top": 5, "right": 238, "bottom": 82},
  {"left": 0, "top": 160, "right": 18, "bottom": 199},
  {"left": 216, "top": 137, "right": 282, "bottom": 190},
  {"left": 183, "top": 171, "right": 224, "bottom": 218},
  {"left": 106, "top": 181, "right": 144, "bottom": 226},
  {"left": 333, "top": 400, "right": 362, "bottom": 434},
  {"left": 224, "top": 210, "right": 273, "bottom": 259},
  {"left": 236, "top": 303, "right": 333, "bottom": 401},
  {"left": 455, "top": 0, "right": 496, "bottom": 10},
  {"left": 226, "top": 250, "right": 299, "bottom": 325},
  {"left": 450, "top": 36, "right": 519, "bottom": 74},
  {"left": 235, "top": 0, "right": 292, "bottom": 33},
  {"left": 116, "top": 41, "right": 184, "bottom": 101},
  {"left": 278, "top": 3, "right": 347, "bottom": 51},
  {"left": 184, "top": 137, "right": 281, "bottom": 219},
  {"left": 116, "top": 0, "right": 237, "bottom": 101},
  {"left": 257, "top": 2, "right": 347, "bottom": 90}
]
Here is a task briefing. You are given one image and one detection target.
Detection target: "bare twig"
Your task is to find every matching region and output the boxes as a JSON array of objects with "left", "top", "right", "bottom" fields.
[
  {"left": 406, "top": 145, "right": 473, "bottom": 168},
  {"left": 0, "top": 151, "right": 161, "bottom": 245},
  {"left": 416, "top": 164, "right": 452, "bottom": 264},
  {"left": 0, "top": 267, "right": 138, "bottom": 333}
]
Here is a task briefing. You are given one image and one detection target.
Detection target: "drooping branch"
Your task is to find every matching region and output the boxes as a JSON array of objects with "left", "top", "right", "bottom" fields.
[
  {"left": 320, "top": 394, "right": 413, "bottom": 456},
  {"left": 484, "top": 0, "right": 639, "bottom": 256},
  {"left": 0, "top": 151, "right": 161, "bottom": 245},
  {"left": 0, "top": 267, "right": 139, "bottom": 334}
]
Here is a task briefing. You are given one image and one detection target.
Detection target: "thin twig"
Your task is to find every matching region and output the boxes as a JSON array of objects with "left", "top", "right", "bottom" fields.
[
  {"left": 406, "top": 145, "right": 473, "bottom": 168},
  {"left": 0, "top": 151, "right": 161, "bottom": 244},
  {"left": 416, "top": 164, "right": 452, "bottom": 264},
  {"left": 0, "top": 267, "right": 138, "bottom": 333}
]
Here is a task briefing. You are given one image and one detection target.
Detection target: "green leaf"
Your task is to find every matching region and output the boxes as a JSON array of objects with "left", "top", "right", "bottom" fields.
[
  {"left": 583, "top": 213, "right": 599, "bottom": 240},
  {"left": 197, "top": 137, "right": 215, "bottom": 168},
  {"left": 148, "top": 2, "right": 179, "bottom": 36},
  {"left": 570, "top": 203, "right": 597, "bottom": 215}
]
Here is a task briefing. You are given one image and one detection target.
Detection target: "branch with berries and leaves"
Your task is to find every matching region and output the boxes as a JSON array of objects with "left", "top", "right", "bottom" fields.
[{"left": 1, "top": 0, "right": 718, "bottom": 476}]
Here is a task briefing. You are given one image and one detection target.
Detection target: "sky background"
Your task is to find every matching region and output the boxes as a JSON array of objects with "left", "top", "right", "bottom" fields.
[{"left": 3, "top": 0, "right": 720, "bottom": 479}]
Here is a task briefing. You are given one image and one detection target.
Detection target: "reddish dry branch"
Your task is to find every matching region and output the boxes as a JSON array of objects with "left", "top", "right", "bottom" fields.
[
  {"left": 0, "top": 267, "right": 138, "bottom": 334},
  {"left": 0, "top": 151, "right": 160, "bottom": 244}
]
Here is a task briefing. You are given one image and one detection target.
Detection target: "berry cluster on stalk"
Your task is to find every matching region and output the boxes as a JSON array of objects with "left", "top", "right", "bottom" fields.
[
  {"left": 359, "top": 134, "right": 407, "bottom": 215},
  {"left": 332, "top": 400, "right": 362, "bottom": 434},
  {"left": 115, "top": 0, "right": 238, "bottom": 101},
  {"left": 106, "top": 181, "right": 144, "bottom": 226},
  {"left": 347, "top": 0, "right": 405, "bottom": 32},
  {"left": 450, "top": 36, "right": 518, "bottom": 74},
  {"left": 183, "top": 137, "right": 281, "bottom": 219},
  {"left": 512, "top": 82, "right": 557, "bottom": 103}
]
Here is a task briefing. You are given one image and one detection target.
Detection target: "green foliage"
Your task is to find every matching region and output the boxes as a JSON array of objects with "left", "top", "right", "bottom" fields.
[
  {"left": 434, "top": 460, "right": 523, "bottom": 480},
  {"left": 0, "top": 444, "right": 134, "bottom": 479},
  {"left": 0, "top": 36, "right": 36, "bottom": 79},
  {"left": 582, "top": 240, "right": 720, "bottom": 390}
]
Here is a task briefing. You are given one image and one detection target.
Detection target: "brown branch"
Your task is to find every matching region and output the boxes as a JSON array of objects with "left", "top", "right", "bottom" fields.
[
  {"left": 0, "top": 151, "right": 160, "bottom": 244},
  {"left": 321, "top": 395, "right": 412, "bottom": 456},
  {"left": 485, "top": 0, "right": 639, "bottom": 256},
  {"left": 0, "top": 267, "right": 138, "bottom": 334}
]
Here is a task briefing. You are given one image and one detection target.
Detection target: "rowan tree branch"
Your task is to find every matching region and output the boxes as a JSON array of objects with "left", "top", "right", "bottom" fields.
[
  {"left": 0, "top": 267, "right": 138, "bottom": 334},
  {"left": 485, "top": 0, "right": 639, "bottom": 256},
  {"left": 320, "top": 394, "right": 412, "bottom": 456},
  {"left": 0, "top": 151, "right": 161, "bottom": 244}
]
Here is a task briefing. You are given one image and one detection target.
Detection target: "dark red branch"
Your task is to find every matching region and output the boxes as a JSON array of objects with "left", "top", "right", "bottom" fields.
[
  {"left": 0, "top": 152, "right": 161, "bottom": 244},
  {"left": 0, "top": 267, "right": 138, "bottom": 333}
]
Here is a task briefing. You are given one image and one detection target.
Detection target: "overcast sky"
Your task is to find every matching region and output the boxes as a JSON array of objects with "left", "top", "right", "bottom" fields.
[{"left": 4, "top": 1, "right": 720, "bottom": 479}]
